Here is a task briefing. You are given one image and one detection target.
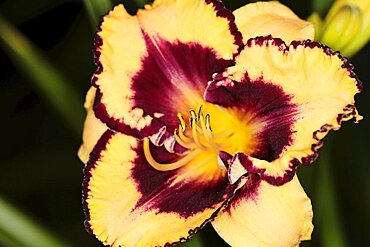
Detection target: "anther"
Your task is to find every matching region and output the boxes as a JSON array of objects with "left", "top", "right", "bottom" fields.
[{"left": 177, "top": 113, "right": 186, "bottom": 131}]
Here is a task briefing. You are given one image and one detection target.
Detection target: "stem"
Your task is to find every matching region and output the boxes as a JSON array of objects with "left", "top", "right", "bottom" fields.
[
  {"left": 0, "top": 14, "right": 84, "bottom": 136},
  {"left": 0, "top": 196, "right": 69, "bottom": 247},
  {"left": 181, "top": 233, "right": 205, "bottom": 247},
  {"left": 315, "top": 138, "right": 347, "bottom": 247}
]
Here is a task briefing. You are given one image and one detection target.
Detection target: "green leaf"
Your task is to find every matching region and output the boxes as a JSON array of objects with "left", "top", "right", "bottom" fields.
[
  {"left": 0, "top": 196, "right": 69, "bottom": 247},
  {"left": 0, "top": 14, "right": 84, "bottom": 136},
  {"left": 83, "top": 0, "right": 113, "bottom": 28},
  {"left": 0, "top": 230, "right": 20, "bottom": 247},
  {"left": 134, "top": 0, "right": 150, "bottom": 7},
  {"left": 312, "top": 0, "right": 334, "bottom": 16}
]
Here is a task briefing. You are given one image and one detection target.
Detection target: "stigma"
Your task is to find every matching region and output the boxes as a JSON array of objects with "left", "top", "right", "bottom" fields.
[{"left": 143, "top": 106, "right": 222, "bottom": 171}]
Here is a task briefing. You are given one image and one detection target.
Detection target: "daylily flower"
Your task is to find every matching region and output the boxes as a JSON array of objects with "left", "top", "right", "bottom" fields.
[{"left": 78, "top": 1, "right": 362, "bottom": 246}]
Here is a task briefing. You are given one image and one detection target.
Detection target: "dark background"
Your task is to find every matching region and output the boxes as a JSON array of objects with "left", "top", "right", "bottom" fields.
[{"left": 0, "top": 0, "right": 369, "bottom": 246}]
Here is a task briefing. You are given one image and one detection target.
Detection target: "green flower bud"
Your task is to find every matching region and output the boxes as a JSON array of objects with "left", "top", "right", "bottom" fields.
[
  {"left": 320, "top": 5, "right": 361, "bottom": 51},
  {"left": 318, "top": 0, "right": 370, "bottom": 57}
]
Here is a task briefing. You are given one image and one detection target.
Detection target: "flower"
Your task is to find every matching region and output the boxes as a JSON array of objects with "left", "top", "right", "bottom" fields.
[{"left": 78, "top": 1, "right": 362, "bottom": 246}]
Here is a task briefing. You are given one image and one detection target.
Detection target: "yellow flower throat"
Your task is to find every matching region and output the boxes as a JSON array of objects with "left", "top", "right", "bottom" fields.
[{"left": 143, "top": 105, "right": 260, "bottom": 172}]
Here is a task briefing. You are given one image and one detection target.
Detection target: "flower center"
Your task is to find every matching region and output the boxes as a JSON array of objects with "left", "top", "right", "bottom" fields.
[
  {"left": 175, "top": 106, "right": 225, "bottom": 152},
  {"left": 143, "top": 106, "right": 229, "bottom": 171},
  {"left": 143, "top": 105, "right": 262, "bottom": 172}
]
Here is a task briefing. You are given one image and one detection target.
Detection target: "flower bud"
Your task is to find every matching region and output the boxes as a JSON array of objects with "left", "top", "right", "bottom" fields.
[
  {"left": 320, "top": 5, "right": 361, "bottom": 51},
  {"left": 317, "top": 0, "right": 370, "bottom": 57}
]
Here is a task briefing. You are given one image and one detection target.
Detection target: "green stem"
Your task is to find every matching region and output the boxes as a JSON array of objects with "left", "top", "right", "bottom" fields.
[
  {"left": 83, "top": 0, "right": 112, "bottom": 29},
  {"left": 181, "top": 233, "right": 204, "bottom": 247},
  {"left": 0, "top": 196, "right": 69, "bottom": 247},
  {"left": 0, "top": 14, "right": 83, "bottom": 136},
  {"left": 315, "top": 139, "right": 347, "bottom": 247}
]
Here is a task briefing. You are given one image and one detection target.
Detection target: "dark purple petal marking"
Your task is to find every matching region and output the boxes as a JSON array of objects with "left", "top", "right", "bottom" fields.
[
  {"left": 132, "top": 142, "right": 233, "bottom": 218},
  {"left": 93, "top": 34, "right": 233, "bottom": 138},
  {"left": 262, "top": 163, "right": 297, "bottom": 186},
  {"left": 205, "top": 75, "right": 298, "bottom": 162},
  {"left": 131, "top": 33, "right": 233, "bottom": 137},
  {"left": 91, "top": 0, "right": 243, "bottom": 138},
  {"left": 218, "top": 151, "right": 233, "bottom": 169},
  {"left": 163, "top": 175, "right": 245, "bottom": 247},
  {"left": 229, "top": 153, "right": 298, "bottom": 186}
]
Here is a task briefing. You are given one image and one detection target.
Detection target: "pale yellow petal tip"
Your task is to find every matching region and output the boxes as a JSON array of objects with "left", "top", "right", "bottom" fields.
[
  {"left": 79, "top": 87, "right": 97, "bottom": 164},
  {"left": 77, "top": 145, "right": 89, "bottom": 164},
  {"left": 109, "top": 4, "right": 130, "bottom": 17},
  {"left": 234, "top": 1, "right": 315, "bottom": 43},
  {"left": 301, "top": 220, "right": 314, "bottom": 241},
  {"left": 83, "top": 87, "right": 96, "bottom": 110},
  {"left": 100, "top": 4, "right": 133, "bottom": 26},
  {"left": 79, "top": 87, "right": 109, "bottom": 165}
]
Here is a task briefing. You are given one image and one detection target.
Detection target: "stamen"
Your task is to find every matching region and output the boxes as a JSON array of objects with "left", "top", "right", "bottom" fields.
[
  {"left": 200, "top": 113, "right": 219, "bottom": 150},
  {"left": 143, "top": 138, "right": 200, "bottom": 171},
  {"left": 197, "top": 105, "right": 204, "bottom": 121},
  {"left": 205, "top": 114, "right": 212, "bottom": 131},
  {"left": 174, "top": 129, "right": 196, "bottom": 149},
  {"left": 177, "top": 113, "right": 186, "bottom": 131},
  {"left": 190, "top": 113, "right": 208, "bottom": 150},
  {"left": 178, "top": 126, "right": 192, "bottom": 143},
  {"left": 144, "top": 106, "right": 227, "bottom": 172}
]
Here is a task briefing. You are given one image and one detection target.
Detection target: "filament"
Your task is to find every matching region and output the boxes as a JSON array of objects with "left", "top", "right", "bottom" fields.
[
  {"left": 144, "top": 105, "right": 224, "bottom": 171},
  {"left": 143, "top": 138, "right": 200, "bottom": 171}
]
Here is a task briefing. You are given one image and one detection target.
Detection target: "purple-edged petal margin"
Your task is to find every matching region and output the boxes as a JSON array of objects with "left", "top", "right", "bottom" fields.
[
  {"left": 206, "top": 36, "right": 362, "bottom": 185},
  {"left": 83, "top": 131, "right": 237, "bottom": 247},
  {"left": 92, "top": 0, "right": 242, "bottom": 139}
]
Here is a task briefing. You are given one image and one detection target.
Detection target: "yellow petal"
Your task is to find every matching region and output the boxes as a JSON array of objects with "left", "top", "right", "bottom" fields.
[
  {"left": 212, "top": 175, "right": 313, "bottom": 247},
  {"left": 77, "top": 87, "right": 107, "bottom": 164},
  {"left": 233, "top": 1, "right": 314, "bottom": 43},
  {"left": 213, "top": 36, "right": 361, "bottom": 183},
  {"left": 92, "top": 0, "right": 241, "bottom": 135},
  {"left": 83, "top": 131, "right": 233, "bottom": 247}
]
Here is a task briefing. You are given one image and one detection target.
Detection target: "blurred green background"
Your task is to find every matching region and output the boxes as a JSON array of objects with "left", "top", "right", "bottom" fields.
[{"left": 0, "top": 0, "right": 369, "bottom": 246}]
